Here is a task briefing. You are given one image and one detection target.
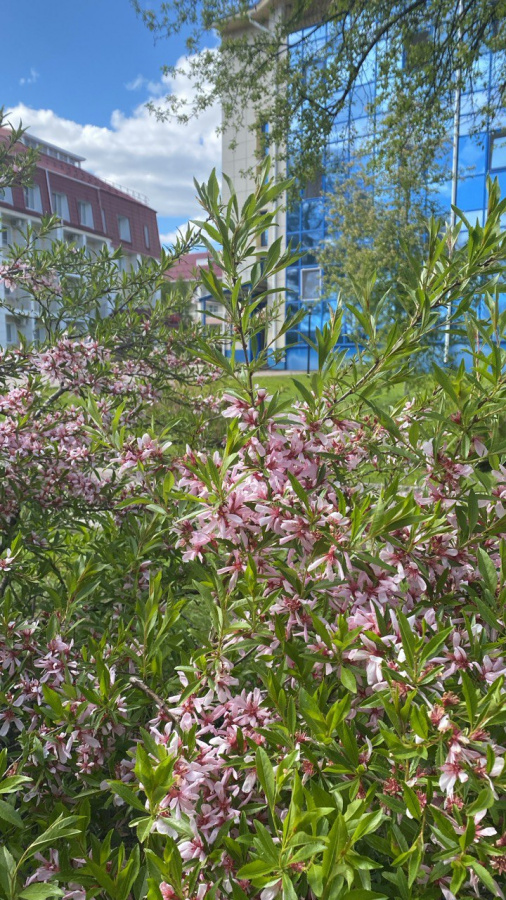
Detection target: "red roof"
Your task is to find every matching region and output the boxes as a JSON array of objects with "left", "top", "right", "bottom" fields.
[
  {"left": 167, "top": 252, "right": 222, "bottom": 281},
  {"left": 0, "top": 127, "right": 161, "bottom": 258}
]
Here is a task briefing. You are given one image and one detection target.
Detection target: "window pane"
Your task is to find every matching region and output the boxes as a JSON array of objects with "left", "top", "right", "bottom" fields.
[
  {"left": 52, "top": 192, "right": 69, "bottom": 219},
  {"left": 286, "top": 206, "right": 300, "bottom": 233},
  {"left": 286, "top": 268, "right": 300, "bottom": 296},
  {"left": 118, "top": 216, "right": 131, "bottom": 242},
  {"left": 25, "top": 185, "right": 42, "bottom": 212},
  {"left": 300, "top": 229, "right": 322, "bottom": 250},
  {"left": 78, "top": 201, "right": 93, "bottom": 228},
  {"left": 301, "top": 267, "right": 320, "bottom": 300},
  {"left": 301, "top": 199, "right": 324, "bottom": 230},
  {"left": 0, "top": 188, "right": 13, "bottom": 204},
  {"left": 491, "top": 134, "right": 506, "bottom": 171},
  {"left": 456, "top": 175, "right": 485, "bottom": 211},
  {"left": 495, "top": 171, "right": 506, "bottom": 201},
  {"left": 300, "top": 252, "right": 318, "bottom": 266},
  {"left": 459, "top": 134, "right": 487, "bottom": 176},
  {"left": 463, "top": 209, "right": 484, "bottom": 226}
]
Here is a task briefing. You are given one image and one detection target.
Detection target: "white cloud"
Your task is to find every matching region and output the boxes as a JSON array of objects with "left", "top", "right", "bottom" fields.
[
  {"left": 19, "top": 68, "right": 39, "bottom": 86},
  {"left": 159, "top": 228, "right": 184, "bottom": 248},
  {"left": 8, "top": 56, "right": 221, "bottom": 221},
  {"left": 125, "top": 74, "right": 146, "bottom": 91},
  {"left": 125, "top": 74, "right": 165, "bottom": 95},
  {"left": 159, "top": 218, "right": 203, "bottom": 248}
]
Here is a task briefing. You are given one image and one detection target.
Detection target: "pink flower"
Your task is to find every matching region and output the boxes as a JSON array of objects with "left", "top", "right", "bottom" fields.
[
  {"left": 260, "top": 880, "right": 282, "bottom": 900},
  {"left": 439, "top": 761, "right": 468, "bottom": 796},
  {"left": 25, "top": 851, "right": 60, "bottom": 884}
]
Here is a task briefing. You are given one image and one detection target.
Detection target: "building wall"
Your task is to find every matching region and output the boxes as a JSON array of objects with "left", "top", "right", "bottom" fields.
[
  {"left": 222, "top": 10, "right": 506, "bottom": 370},
  {"left": 283, "top": 35, "right": 505, "bottom": 370},
  {"left": 221, "top": 1, "right": 288, "bottom": 361},
  {"left": 0, "top": 130, "right": 161, "bottom": 347}
]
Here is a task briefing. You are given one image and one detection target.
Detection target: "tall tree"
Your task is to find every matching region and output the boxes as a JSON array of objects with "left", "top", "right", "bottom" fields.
[{"left": 134, "top": 0, "right": 506, "bottom": 184}]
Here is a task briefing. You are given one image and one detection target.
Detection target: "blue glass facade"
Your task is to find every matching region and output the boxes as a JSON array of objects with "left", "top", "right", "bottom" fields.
[{"left": 281, "top": 27, "right": 506, "bottom": 371}]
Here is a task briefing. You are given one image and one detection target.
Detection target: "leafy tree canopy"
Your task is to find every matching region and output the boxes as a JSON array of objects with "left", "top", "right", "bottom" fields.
[{"left": 133, "top": 0, "right": 506, "bottom": 184}]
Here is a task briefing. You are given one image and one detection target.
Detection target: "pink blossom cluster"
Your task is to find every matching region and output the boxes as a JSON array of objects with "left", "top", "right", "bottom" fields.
[
  {"left": 0, "top": 261, "right": 62, "bottom": 295},
  {"left": 0, "top": 621, "right": 127, "bottom": 781},
  {"left": 2, "top": 374, "right": 506, "bottom": 897},
  {"left": 143, "top": 389, "right": 506, "bottom": 895}
]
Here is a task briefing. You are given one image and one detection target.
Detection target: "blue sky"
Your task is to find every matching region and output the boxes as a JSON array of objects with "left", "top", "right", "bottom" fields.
[{"left": 4, "top": 0, "right": 221, "bottom": 243}]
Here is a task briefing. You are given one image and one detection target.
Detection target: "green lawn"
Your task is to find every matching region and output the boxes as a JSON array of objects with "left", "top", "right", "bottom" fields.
[{"left": 253, "top": 372, "right": 425, "bottom": 408}]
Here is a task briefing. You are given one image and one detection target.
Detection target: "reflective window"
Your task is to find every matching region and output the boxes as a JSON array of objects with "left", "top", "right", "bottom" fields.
[
  {"left": 118, "top": 215, "right": 132, "bottom": 242},
  {"left": 300, "top": 252, "right": 318, "bottom": 266},
  {"left": 350, "top": 84, "right": 374, "bottom": 118},
  {"left": 462, "top": 209, "right": 484, "bottom": 226},
  {"left": 429, "top": 179, "right": 453, "bottom": 204},
  {"left": 78, "top": 201, "right": 94, "bottom": 228},
  {"left": 456, "top": 175, "right": 485, "bottom": 211},
  {"left": 459, "top": 134, "right": 487, "bottom": 175},
  {"left": 286, "top": 206, "right": 300, "bottom": 233},
  {"left": 0, "top": 187, "right": 13, "bottom": 205},
  {"left": 52, "top": 191, "right": 69, "bottom": 220},
  {"left": 495, "top": 171, "right": 506, "bottom": 200},
  {"left": 460, "top": 90, "right": 487, "bottom": 118},
  {"left": 491, "top": 133, "right": 506, "bottom": 171},
  {"left": 352, "top": 117, "right": 372, "bottom": 138},
  {"left": 300, "top": 267, "right": 321, "bottom": 301},
  {"left": 301, "top": 199, "right": 324, "bottom": 230},
  {"left": 300, "top": 229, "right": 322, "bottom": 250},
  {"left": 286, "top": 268, "right": 300, "bottom": 296},
  {"left": 24, "top": 185, "right": 42, "bottom": 212}
]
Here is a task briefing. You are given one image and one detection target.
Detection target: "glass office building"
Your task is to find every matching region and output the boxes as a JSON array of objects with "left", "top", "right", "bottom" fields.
[{"left": 281, "top": 25, "right": 506, "bottom": 370}]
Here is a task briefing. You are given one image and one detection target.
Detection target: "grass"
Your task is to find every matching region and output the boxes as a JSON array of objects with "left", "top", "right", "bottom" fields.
[{"left": 254, "top": 371, "right": 427, "bottom": 409}]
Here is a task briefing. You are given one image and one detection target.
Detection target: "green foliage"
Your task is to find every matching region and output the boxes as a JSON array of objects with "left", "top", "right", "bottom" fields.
[
  {"left": 3, "top": 160, "right": 506, "bottom": 900},
  {"left": 134, "top": 1, "right": 506, "bottom": 187}
]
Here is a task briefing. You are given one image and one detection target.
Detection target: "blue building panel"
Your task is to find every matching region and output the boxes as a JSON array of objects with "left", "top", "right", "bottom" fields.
[{"left": 282, "top": 40, "right": 505, "bottom": 371}]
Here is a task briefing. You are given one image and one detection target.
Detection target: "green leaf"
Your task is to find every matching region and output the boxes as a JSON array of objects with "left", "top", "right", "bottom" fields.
[
  {"left": 342, "top": 891, "right": 388, "bottom": 900},
  {"left": 419, "top": 626, "right": 453, "bottom": 664},
  {"left": 410, "top": 705, "right": 428, "bottom": 740},
  {"left": 351, "top": 810, "right": 384, "bottom": 843},
  {"left": 470, "top": 860, "right": 499, "bottom": 894},
  {"left": 282, "top": 874, "right": 298, "bottom": 900},
  {"left": 292, "top": 378, "right": 315, "bottom": 406},
  {"left": 0, "top": 798, "right": 23, "bottom": 829},
  {"left": 82, "top": 858, "right": 118, "bottom": 897},
  {"left": 21, "top": 815, "right": 83, "bottom": 862},
  {"left": 0, "top": 846, "right": 16, "bottom": 899},
  {"left": 256, "top": 746, "right": 276, "bottom": 812},
  {"left": 397, "top": 612, "right": 416, "bottom": 670},
  {"left": 403, "top": 786, "right": 421, "bottom": 822},
  {"left": 19, "top": 886, "right": 64, "bottom": 900},
  {"left": 322, "top": 814, "right": 347, "bottom": 882},
  {"left": 286, "top": 472, "right": 310, "bottom": 511},
  {"left": 466, "top": 787, "right": 494, "bottom": 816},
  {"left": 433, "top": 364, "right": 459, "bottom": 405},
  {"left": 407, "top": 835, "right": 423, "bottom": 887},
  {"left": 236, "top": 860, "right": 275, "bottom": 879},
  {"left": 467, "top": 488, "right": 479, "bottom": 534},
  {"left": 477, "top": 547, "right": 498, "bottom": 595},
  {"left": 0, "top": 776, "right": 32, "bottom": 794},
  {"left": 108, "top": 780, "right": 147, "bottom": 813},
  {"left": 253, "top": 821, "right": 279, "bottom": 864},
  {"left": 340, "top": 667, "right": 357, "bottom": 694}
]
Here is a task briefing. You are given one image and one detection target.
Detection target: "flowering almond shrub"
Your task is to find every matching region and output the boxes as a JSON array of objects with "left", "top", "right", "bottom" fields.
[{"left": 1, "top": 157, "right": 506, "bottom": 900}]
